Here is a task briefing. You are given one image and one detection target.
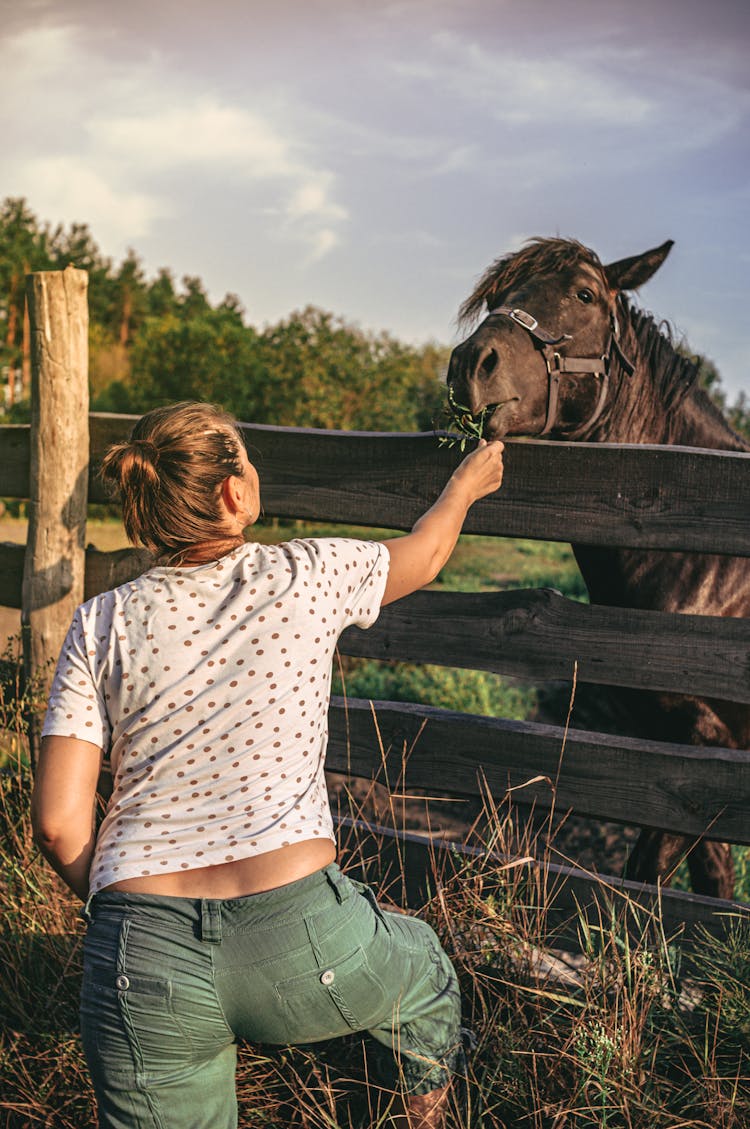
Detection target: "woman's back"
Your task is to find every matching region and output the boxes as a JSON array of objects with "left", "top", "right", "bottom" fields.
[{"left": 45, "top": 537, "right": 387, "bottom": 896}]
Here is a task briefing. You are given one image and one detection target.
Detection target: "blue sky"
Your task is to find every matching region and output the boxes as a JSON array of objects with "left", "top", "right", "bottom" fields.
[{"left": 3, "top": 0, "right": 749, "bottom": 395}]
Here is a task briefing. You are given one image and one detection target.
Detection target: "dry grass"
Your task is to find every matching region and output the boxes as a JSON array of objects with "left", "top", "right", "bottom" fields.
[{"left": 1, "top": 669, "right": 748, "bottom": 1128}]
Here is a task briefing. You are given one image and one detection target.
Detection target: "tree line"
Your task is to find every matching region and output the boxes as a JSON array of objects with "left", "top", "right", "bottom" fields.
[
  {"left": 2, "top": 195, "right": 748, "bottom": 437},
  {"left": 0, "top": 197, "right": 447, "bottom": 431}
]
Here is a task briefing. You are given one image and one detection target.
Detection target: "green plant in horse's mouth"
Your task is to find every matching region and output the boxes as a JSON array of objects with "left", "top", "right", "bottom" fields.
[{"left": 439, "top": 386, "right": 491, "bottom": 451}]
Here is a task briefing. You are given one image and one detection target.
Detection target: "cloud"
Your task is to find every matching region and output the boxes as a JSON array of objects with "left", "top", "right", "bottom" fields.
[
  {"left": 391, "top": 28, "right": 750, "bottom": 168},
  {"left": 89, "top": 101, "right": 294, "bottom": 177},
  {"left": 305, "top": 228, "right": 340, "bottom": 263},
  {"left": 0, "top": 24, "right": 348, "bottom": 261},
  {"left": 7, "top": 157, "right": 163, "bottom": 247},
  {"left": 394, "top": 31, "right": 653, "bottom": 127},
  {"left": 287, "top": 180, "right": 348, "bottom": 224}
]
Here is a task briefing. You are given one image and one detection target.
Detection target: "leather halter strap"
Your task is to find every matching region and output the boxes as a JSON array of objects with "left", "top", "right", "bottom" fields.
[{"left": 487, "top": 305, "right": 635, "bottom": 438}]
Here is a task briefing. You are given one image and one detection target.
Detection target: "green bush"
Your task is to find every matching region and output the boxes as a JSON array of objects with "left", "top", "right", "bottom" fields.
[{"left": 333, "top": 659, "right": 537, "bottom": 720}]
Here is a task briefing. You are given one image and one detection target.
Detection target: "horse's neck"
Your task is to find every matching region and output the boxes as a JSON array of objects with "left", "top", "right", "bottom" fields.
[
  {"left": 578, "top": 371, "right": 750, "bottom": 609},
  {"left": 607, "top": 365, "right": 749, "bottom": 453},
  {"left": 670, "top": 387, "right": 750, "bottom": 453}
]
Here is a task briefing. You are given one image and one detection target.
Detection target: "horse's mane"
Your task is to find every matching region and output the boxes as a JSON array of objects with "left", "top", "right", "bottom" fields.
[
  {"left": 618, "top": 300, "right": 749, "bottom": 448},
  {"left": 457, "top": 237, "right": 602, "bottom": 328},
  {"left": 623, "top": 300, "right": 700, "bottom": 418}
]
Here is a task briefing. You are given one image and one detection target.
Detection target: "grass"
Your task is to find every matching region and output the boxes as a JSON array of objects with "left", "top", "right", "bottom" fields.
[{"left": 1, "top": 709, "right": 749, "bottom": 1128}]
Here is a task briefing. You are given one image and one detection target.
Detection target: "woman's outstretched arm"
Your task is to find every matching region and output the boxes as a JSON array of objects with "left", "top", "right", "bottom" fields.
[{"left": 381, "top": 439, "right": 504, "bottom": 606}]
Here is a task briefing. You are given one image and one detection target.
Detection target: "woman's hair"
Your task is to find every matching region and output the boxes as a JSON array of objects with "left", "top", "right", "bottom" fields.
[{"left": 100, "top": 402, "right": 248, "bottom": 557}]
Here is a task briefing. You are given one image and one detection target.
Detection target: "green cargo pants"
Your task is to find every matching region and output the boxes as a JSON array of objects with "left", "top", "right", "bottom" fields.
[{"left": 80, "top": 864, "right": 462, "bottom": 1128}]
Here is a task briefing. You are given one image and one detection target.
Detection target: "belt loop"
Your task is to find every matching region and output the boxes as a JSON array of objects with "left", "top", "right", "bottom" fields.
[
  {"left": 200, "top": 900, "right": 223, "bottom": 944},
  {"left": 325, "top": 866, "right": 344, "bottom": 904},
  {"left": 79, "top": 892, "right": 96, "bottom": 925}
]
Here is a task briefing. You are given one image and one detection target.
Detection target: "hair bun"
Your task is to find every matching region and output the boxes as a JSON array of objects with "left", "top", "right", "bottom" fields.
[
  {"left": 100, "top": 440, "right": 160, "bottom": 494},
  {"left": 131, "top": 438, "right": 159, "bottom": 462}
]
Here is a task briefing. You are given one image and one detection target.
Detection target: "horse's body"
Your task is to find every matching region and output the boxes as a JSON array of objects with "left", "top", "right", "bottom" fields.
[{"left": 447, "top": 238, "right": 748, "bottom": 898}]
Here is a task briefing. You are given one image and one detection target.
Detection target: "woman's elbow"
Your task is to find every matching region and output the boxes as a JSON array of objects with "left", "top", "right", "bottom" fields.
[
  {"left": 30, "top": 789, "right": 68, "bottom": 850},
  {"left": 31, "top": 806, "right": 60, "bottom": 850},
  {"left": 424, "top": 544, "right": 449, "bottom": 586}
]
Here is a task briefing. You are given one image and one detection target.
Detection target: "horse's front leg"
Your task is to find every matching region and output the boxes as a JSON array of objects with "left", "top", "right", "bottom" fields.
[{"left": 624, "top": 829, "right": 735, "bottom": 900}]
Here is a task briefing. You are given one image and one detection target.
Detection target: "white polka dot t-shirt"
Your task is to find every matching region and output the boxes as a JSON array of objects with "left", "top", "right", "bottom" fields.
[{"left": 42, "top": 538, "right": 389, "bottom": 893}]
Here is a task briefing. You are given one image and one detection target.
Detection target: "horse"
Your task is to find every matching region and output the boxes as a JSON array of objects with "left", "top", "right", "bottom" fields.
[{"left": 446, "top": 237, "right": 749, "bottom": 899}]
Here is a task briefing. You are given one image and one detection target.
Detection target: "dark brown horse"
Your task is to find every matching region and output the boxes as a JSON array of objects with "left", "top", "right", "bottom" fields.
[{"left": 447, "top": 237, "right": 748, "bottom": 899}]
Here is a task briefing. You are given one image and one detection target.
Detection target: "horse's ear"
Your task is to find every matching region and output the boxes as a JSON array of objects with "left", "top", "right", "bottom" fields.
[{"left": 604, "top": 240, "right": 674, "bottom": 293}]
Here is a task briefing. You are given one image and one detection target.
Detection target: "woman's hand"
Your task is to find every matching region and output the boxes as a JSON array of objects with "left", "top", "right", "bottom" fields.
[
  {"left": 381, "top": 439, "right": 505, "bottom": 606},
  {"left": 444, "top": 439, "right": 505, "bottom": 507}
]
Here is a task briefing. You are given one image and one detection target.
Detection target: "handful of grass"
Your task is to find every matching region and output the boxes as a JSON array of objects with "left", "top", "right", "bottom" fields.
[{"left": 439, "top": 386, "right": 490, "bottom": 451}]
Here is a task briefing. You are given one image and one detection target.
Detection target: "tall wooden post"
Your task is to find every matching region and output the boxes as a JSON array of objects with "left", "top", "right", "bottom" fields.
[{"left": 22, "top": 267, "right": 89, "bottom": 766}]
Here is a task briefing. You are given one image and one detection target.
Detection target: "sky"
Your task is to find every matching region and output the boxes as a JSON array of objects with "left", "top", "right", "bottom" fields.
[{"left": 2, "top": 0, "right": 749, "bottom": 395}]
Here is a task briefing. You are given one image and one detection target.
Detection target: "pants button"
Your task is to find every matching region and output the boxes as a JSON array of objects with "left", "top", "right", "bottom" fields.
[
  {"left": 116, "top": 974, "right": 130, "bottom": 991},
  {"left": 320, "top": 969, "right": 335, "bottom": 986}
]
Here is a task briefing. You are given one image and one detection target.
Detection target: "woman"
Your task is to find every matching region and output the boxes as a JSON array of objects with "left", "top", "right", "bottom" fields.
[{"left": 31, "top": 401, "right": 504, "bottom": 1129}]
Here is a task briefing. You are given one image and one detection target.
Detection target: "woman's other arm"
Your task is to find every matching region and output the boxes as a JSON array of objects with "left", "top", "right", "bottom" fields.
[
  {"left": 31, "top": 736, "right": 104, "bottom": 901},
  {"left": 381, "top": 439, "right": 504, "bottom": 606}
]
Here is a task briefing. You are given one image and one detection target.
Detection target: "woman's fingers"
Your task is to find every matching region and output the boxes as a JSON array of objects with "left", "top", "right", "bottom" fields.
[{"left": 452, "top": 439, "right": 505, "bottom": 501}]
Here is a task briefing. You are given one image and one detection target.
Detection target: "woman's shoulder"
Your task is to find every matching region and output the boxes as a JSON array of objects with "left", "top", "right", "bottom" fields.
[{"left": 268, "top": 535, "right": 385, "bottom": 565}]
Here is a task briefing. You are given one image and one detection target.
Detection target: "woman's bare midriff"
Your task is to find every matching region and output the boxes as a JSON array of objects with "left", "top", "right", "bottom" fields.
[{"left": 102, "top": 838, "right": 337, "bottom": 898}]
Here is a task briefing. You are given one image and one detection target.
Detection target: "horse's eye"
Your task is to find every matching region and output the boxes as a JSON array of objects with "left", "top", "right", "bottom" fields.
[{"left": 577, "top": 288, "right": 594, "bottom": 304}]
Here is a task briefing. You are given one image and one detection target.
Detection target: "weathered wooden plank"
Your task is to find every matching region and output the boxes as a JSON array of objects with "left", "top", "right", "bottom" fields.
[
  {"left": 335, "top": 817, "right": 750, "bottom": 943},
  {"left": 0, "top": 426, "right": 30, "bottom": 497},
  {"left": 327, "top": 697, "right": 750, "bottom": 844},
  {"left": 5, "top": 552, "right": 750, "bottom": 707},
  {"left": 1, "top": 546, "right": 153, "bottom": 610},
  {"left": 5, "top": 416, "right": 750, "bottom": 555},
  {"left": 83, "top": 416, "right": 750, "bottom": 555},
  {"left": 0, "top": 542, "right": 24, "bottom": 608},
  {"left": 22, "top": 268, "right": 89, "bottom": 764},
  {"left": 340, "top": 587, "right": 750, "bottom": 703},
  {"left": 83, "top": 546, "right": 153, "bottom": 601}
]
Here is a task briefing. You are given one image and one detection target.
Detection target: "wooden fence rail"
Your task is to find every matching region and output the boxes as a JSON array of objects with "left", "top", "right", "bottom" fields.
[
  {"left": 327, "top": 698, "right": 750, "bottom": 845},
  {"left": 5, "top": 560, "right": 750, "bottom": 707},
  {"left": 335, "top": 818, "right": 746, "bottom": 945},
  {"left": 5, "top": 414, "right": 750, "bottom": 553}
]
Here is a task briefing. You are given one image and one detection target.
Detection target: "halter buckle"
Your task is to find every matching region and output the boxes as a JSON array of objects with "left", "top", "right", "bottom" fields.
[{"left": 508, "top": 308, "right": 538, "bottom": 333}]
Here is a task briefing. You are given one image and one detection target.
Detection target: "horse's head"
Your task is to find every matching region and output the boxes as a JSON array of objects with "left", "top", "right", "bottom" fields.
[{"left": 447, "top": 238, "right": 673, "bottom": 440}]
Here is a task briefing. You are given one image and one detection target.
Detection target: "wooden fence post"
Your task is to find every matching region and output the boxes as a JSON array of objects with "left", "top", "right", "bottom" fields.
[{"left": 22, "top": 267, "right": 89, "bottom": 766}]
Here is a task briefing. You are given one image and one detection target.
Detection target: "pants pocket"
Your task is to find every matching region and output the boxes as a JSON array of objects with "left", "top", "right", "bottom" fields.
[
  {"left": 275, "top": 945, "right": 390, "bottom": 1042},
  {"left": 82, "top": 947, "right": 184, "bottom": 1081}
]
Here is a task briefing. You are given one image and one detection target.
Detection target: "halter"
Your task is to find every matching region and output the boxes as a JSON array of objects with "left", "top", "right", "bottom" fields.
[{"left": 486, "top": 305, "right": 635, "bottom": 437}]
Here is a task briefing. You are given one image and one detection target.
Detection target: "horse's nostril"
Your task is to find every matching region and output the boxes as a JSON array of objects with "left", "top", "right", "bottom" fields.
[{"left": 478, "top": 348, "right": 498, "bottom": 380}]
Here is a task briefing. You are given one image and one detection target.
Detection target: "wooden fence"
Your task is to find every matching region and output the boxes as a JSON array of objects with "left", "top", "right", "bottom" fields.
[{"left": 2, "top": 270, "right": 749, "bottom": 946}]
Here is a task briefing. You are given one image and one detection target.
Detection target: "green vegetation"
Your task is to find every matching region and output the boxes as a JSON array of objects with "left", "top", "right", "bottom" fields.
[
  {"left": 334, "top": 659, "right": 537, "bottom": 721},
  {"left": 0, "top": 196, "right": 447, "bottom": 432},
  {"left": 435, "top": 534, "right": 587, "bottom": 599}
]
